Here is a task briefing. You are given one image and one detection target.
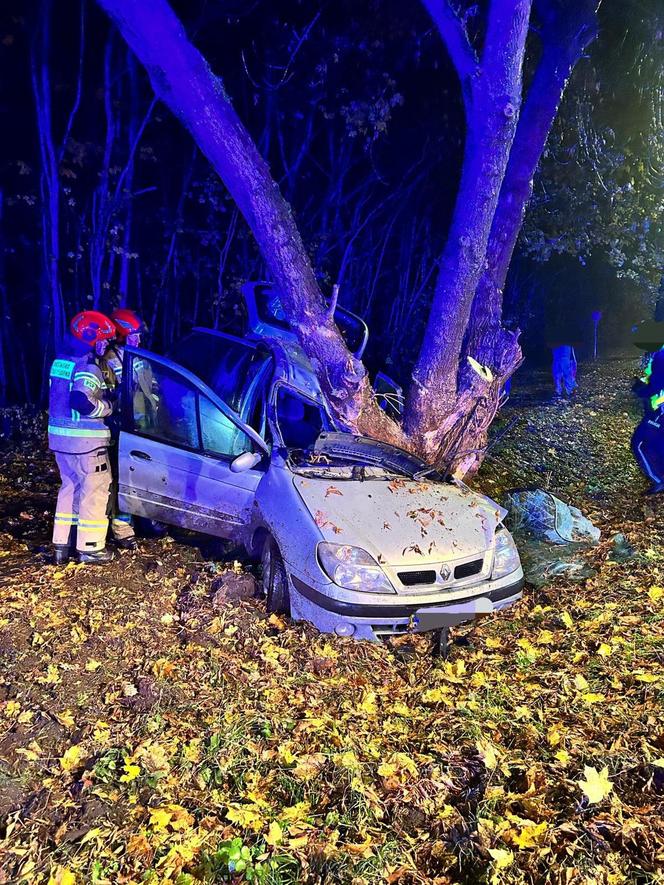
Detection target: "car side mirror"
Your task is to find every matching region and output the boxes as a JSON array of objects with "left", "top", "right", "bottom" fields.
[{"left": 230, "top": 451, "right": 263, "bottom": 473}]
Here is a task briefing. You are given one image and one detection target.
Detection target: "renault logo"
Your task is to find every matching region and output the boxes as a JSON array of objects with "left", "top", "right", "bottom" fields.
[{"left": 440, "top": 565, "right": 452, "bottom": 582}]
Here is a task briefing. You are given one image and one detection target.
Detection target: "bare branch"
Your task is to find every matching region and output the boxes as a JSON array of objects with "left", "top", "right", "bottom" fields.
[{"left": 420, "top": 0, "right": 478, "bottom": 84}]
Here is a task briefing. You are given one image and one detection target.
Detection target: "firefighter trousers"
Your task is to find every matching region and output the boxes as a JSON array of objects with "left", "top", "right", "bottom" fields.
[
  {"left": 107, "top": 442, "right": 135, "bottom": 541},
  {"left": 52, "top": 448, "right": 112, "bottom": 552},
  {"left": 632, "top": 415, "right": 664, "bottom": 487}
]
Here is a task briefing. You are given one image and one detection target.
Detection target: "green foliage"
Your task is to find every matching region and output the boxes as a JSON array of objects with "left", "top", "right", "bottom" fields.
[{"left": 521, "top": 6, "right": 663, "bottom": 303}]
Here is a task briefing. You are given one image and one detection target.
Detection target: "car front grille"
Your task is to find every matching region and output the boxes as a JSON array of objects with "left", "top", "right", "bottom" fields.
[
  {"left": 397, "top": 569, "right": 437, "bottom": 586},
  {"left": 454, "top": 558, "right": 484, "bottom": 580},
  {"left": 396, "top": 556, "right": 486, "bottom": 589}
]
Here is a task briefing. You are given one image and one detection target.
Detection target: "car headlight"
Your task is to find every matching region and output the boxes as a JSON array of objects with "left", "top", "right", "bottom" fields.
[
  {"left": 492, "top": 528, "right": 521, "bottom": 579},
  {"left": 317, "top": 543, "right": 396, "bottom": 594}
]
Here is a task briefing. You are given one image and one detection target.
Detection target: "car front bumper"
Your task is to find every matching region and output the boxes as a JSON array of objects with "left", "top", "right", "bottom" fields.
[{"left": 288, "top": 569, "right": 524, "bottom": 641}]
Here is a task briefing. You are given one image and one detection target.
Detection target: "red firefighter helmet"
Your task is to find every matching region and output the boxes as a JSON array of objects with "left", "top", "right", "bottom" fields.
[
  {"left": 70, "top": 310, "right": 116, "bottom": 346},
  {"left": 110, "top": 308, "right": 145, "bottom": 339}
]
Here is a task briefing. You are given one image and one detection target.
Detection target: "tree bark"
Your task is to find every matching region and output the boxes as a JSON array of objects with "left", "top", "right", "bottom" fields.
[
  {"left": 405, "top": 0, "right": 533, "bottom": 453},
  {"left": 96, "top": 0, "right": 398, "bottom": 437},
  {"left": 463, "top": 0, "right": 600, "bottom": 376}
]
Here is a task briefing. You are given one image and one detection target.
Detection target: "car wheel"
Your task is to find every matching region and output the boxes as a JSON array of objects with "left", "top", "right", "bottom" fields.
[{"left": 261, "top": 535, "right": 290, "bottom": 615}]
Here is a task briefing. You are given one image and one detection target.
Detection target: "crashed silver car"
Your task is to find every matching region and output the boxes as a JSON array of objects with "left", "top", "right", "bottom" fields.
[{"left": 117, "top": 284, "right": 523, "bottom": 640}]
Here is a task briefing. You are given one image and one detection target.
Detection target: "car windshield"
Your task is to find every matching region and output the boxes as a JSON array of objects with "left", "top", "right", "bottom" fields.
[
  {"left": 289, "top": 432, "right": 447, "bottom": 482},
  {"left": 276, "top": 387, "right": 331, "bottom": 450}
]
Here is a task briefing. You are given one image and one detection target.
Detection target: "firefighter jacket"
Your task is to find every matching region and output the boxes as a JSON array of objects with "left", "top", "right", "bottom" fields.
[
  {"left": 47, "top": 351, "right": 115, "bottom": 454},
  {"left": 106, "top": 344, "right": 156, "bottom": 427}
]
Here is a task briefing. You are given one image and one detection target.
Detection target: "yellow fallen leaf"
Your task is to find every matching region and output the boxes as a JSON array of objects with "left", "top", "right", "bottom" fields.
[
  {"left": 225, "top": 803, "right": 264, "bottom": 832},
  {"left": 358, "top": 691, "right": 377, "bottom": 714},
  {"left": 55, "top": 710, "right": 76, "bottom": 729},
  {"left": 574, "top": 674, "right": 589, "bottom": 691},
  {"left": 4, "top": 700, "right": 20, "bottom": 718},
  {"left": 486, "top": 637, "right": 503, "bottom": 649},
  {"left": 597, "top": 643, "right": 612, "bottom": 657},
  {"left": 582, "top": 693, "right": 606, "bottom": 704},
  {"left": 546, "top": 724, "right": 563, "bottom": 747},
  {"left": 119, "top": 758, "right": 141, "bottom": 782},
  {"left": 265, "top": 820, "right": 283, "bottom": 847},
  {"left": 513, "top": 821, "right": 548, "bottom": 849},
  {"left": 48, "top": 867, "right": 77, "bottom": 885},
  {"left": 183, "top": 738, "right": 202, "bottom": 763},
  {"left": 652, "top": 758, "right": 664, "bottom": 768},
  {"left": 278, "top": 744, "right": 297, "bottom": 765},
  {"left": 421, "top": 687, "right": 450, "bottom": 704},
  {"left": 338, "top": 751, "right": 360, "bottom": 771},
  {"left": 554, "top": 749, "right": 571, "bottom": 766},
  {"left": 150, "top": 807, "right": 173, "bottom": 831},
  {"left": 390, "top": 701, "right": 411, "bottom": 716},
  {"left": 561, "top": 611, "right": 573, "bottom": 629},
  {"left": 281, "top": 801, "right": 310, "bottom": 822},
  {"left": 578, "top": 765, "right": 613, "bottom": 803},
  {"left": 647, "top": 585, "right": 663, "bottom": 603},
  {"left": 85, "top": 659, "right": 101, "bottom": 672},
  {"left": 377, "top": 752, "right": 418, "bottom": 781},
  {"left": 488, "top": 847, "right": 514, "bottom": 867},
  {"left": 60, "top": 744, "right": 85, "bottom": 772},
  {"left": 536, "top": 630, "right": 555, "bottom": 645},
  {"left": 634, "top": 674, "right": 659, "bottom": 683},
  {"left": 476, "top": 739, "right": 498, "bottom": 770},
  {"left": 93, "top": 722, "right": 110, "bottom": 744},
  {"left": 488, "top": 846, "right": 514, "bottom": 882}
]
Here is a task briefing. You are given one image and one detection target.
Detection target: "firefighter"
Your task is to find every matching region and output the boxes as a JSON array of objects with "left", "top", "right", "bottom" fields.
[
  {"left": 105, "top": 308, "right": 153, "bottom": 548},
  {"left": 632, "top": 346, "right": 664, "bottom": 494},
  {"left": 48, "top": 311, "right": 117, "bottom": 564}
]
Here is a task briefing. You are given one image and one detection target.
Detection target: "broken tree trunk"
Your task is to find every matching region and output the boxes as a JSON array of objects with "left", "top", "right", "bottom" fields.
[{"left": 450, "top": 1, "right": 601, "bottom": 477}]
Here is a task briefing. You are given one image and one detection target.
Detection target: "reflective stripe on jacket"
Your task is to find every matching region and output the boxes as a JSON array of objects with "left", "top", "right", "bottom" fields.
[{"left": 48, "top": 352, "right": 113, "bottom": 454}]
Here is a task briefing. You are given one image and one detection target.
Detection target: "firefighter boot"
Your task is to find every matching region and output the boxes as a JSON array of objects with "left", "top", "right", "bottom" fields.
[
  {"left": 53, "top": 545, "right": 71, "bottom": 565},
  {"left": 78, "top": 548, "right": 115, "bottom": 565}
]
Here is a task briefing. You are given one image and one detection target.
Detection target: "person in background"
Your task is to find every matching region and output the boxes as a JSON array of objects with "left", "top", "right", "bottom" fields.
[
  {"left": 632, "top": 345, "right": 664, "bottom": 494},
  {"left": 47, "top": 311, "right": 117, "bottom": 564},
  {"left": 105, "top": 308, "right": 152, "bottom": 549},
  {"left": 551, "top": 344, "right": 578, "bottom": 398}
]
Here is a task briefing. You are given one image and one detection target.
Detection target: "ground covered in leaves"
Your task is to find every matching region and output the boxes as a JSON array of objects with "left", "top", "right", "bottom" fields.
[{"left": 0, "top": 357, "right": 662, "bottom": 885}]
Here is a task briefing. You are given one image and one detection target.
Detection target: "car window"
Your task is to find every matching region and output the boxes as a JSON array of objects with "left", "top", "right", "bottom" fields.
[
  {"left": 170, "top": 332, "right": 271, "bottom": 431},
  {"left": 128, "top": 356, "right": 199, "bottom": 449},
  {"left": 276, "top": 388, "right": 326, "bottom": 450},
  {"left": 199, "top": 395, "right": 257, "bottom": 458}
]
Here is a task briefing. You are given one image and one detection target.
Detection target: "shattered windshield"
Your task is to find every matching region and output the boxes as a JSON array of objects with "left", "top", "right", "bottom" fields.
[{"left": 288, "top": 432, "right": 447, "bottom": 482}]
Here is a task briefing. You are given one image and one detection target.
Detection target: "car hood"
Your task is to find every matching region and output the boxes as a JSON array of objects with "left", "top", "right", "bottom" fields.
[{"left": 292, "top": 475, "right": 506, "bottom": 565}]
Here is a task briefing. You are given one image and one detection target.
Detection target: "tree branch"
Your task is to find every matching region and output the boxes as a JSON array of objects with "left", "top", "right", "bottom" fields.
[{"left": 420, "top": 0, "right": 478, "bottom": 85}]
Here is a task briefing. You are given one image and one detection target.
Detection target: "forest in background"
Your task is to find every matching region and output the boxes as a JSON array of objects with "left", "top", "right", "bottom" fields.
[{"left": 0, "top": 0, "right": 662, "bottom": 406}]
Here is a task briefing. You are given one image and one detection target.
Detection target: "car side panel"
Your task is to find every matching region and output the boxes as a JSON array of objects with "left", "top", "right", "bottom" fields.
[{"left": 118, "top": 432, "right": 262, "bottom": 542}]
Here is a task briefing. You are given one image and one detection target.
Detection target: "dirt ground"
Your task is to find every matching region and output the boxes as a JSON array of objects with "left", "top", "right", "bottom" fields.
[{"left": 0, "top": 357, "right": 662, "bottom": 885}]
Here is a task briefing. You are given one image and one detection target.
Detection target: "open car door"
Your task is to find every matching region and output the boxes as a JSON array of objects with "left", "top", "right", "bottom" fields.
[{"left": 117, "top": 348, "right": 269, "bottom": 541}]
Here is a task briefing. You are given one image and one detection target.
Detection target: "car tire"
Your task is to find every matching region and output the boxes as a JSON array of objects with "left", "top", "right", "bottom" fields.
[{"left": 261, "top": 536, "right": 290, "bottom": 615}]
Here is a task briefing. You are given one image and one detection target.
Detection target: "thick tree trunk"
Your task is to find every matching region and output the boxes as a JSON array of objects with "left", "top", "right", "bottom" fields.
[
  {"left": 446, "top": 3, "right": 600, "bottom": 477},
  {"left": 464, "top": 2, "right": 600, "bottom": 375},
  {"left": 97, "top": 0, "right": 398, "bottom": 438},
  {"left": 404, "top": 0, "right": 533, "bottom": 455}
]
